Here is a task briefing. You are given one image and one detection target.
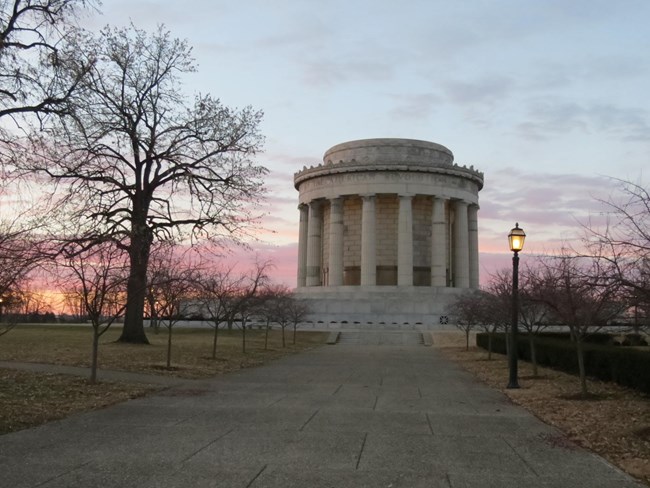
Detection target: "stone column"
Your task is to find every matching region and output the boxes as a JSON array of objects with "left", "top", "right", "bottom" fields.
[
  {"left": 453, "top": 200, "right": 470, "bottom": 288},
  {"left": 468, "top": 204, "right": 480, "bottom": 289},
  {"left": 397, "top": 194, "right": 413, "bottom": 286},
  {"left": 360, "top": 194, "right": 376, "bottom": 286},
  {"left": 297, "top": 204, "right": 308, "bottom": 287},
  {"left": 305, "top": 200, "right": 322, "bottom": 287},
  {"left": 431, "top": 197, "right": 447, "bottom": 287},
  {"left": 328, "top": 197, "right": 344, "bottom": 286}
]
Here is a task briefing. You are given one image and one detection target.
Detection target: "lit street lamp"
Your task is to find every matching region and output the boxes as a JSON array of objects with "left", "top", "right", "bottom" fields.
[{"left": 507, "top": 223, "right": 526, "bottom": 389}]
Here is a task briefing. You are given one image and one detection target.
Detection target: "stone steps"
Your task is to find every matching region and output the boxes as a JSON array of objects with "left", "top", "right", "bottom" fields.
[{"left": 337, "top": 331, "right": 425, "bottom": 346}]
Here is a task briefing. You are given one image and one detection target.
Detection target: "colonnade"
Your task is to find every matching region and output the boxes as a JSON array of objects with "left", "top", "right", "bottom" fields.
[{"left": 297, "top": 194, "right": 479, "bottom": 289}]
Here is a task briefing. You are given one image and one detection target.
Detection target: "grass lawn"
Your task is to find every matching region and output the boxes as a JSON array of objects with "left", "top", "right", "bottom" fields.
[
  {"left": 0, "top": 325, "right": 328, "bottom": 378},
  {"left": 0, "top": 325, "right": 328, "bottom": 434}
]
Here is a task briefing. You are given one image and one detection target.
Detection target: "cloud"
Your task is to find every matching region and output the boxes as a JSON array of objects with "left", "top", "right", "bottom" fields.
[
  {"left": 216, "top": 241, "right": 298, "bottom": 287},
  {"left": 516, "top": 99, "right": 650, "bottom": 141},
  {"left": 388, "top": 93, "right": 440, "bottom": 121},
  {"left": 442, "top": 77, "right": 515, "bottom": 106},
  {"left": 300, "top": 60, "right": 394, "bottom": 88},
  {"left": 478, "top": 169, "right": 617, "bottom": 255}
]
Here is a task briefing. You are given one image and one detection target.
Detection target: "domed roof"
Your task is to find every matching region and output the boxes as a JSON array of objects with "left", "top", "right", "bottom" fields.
[{"left": 323, "top": 138, "right": 454, "bottom": 167}]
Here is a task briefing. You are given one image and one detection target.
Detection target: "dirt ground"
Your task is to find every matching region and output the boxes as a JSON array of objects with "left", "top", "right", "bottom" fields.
[{"left": 433, "top": 333, "right": 650, "bottom": 486}]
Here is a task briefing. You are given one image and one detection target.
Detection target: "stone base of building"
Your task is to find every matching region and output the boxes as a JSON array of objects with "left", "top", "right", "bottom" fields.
[{"left": 294, "top": 286, "right": 467, "bottom": 329}]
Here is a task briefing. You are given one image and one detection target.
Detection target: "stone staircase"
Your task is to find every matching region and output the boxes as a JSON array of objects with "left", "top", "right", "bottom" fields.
[{"left": 336, "top": 331, "right": 425, "bottom": 346}]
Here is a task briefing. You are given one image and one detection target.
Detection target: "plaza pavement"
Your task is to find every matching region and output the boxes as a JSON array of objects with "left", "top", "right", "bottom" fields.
[{"left": 0, "top": 333, "right": 644, "bottom": 488}]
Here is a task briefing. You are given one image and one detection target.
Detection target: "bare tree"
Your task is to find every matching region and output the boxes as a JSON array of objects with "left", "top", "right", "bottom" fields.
[
  {"left": 197, "top": 265, "right": 239, "bottom": 359},
  {"left": 146, "top": 246, "right": 199, "bottom": 369},
  {"left": 287, "top": 295, "right": 310, "bottom": 345},
  {"left": 233, "top": 260, "right": 271, "bottom": 353},
  {"left": 0, "top": 0, "right": 95, "bottom": 123},
  {"left": 583, "top": 179, "right": 650, "bottom": 331},
  {"left": 255, "top": 284, "right": 278, "bottom": 350},
  {"left": 518, "top": 266, "right": 552, "bottom": 376},
  {"left": 528, "top": 252, "right": 625, "bottom": 396},
  {"left": 0, "top": 218, "right": 41, "bottom": 335},
  {"left": 59, "top": 241, "right": 128, "bottom": 383},
  {"left": 258, "top": 284, "right": 294, "bottom": 348},
  {"left": 450, "top": 290, "right": 486, "bottom": 351},
  {"left": 485, "top": 267, "right": 551, "bottom": 372},
  {"left": 18, "top": 24, "right": 267, "bottom": 344}
]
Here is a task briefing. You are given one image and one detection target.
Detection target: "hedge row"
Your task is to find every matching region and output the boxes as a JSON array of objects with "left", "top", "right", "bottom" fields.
[{"left": 476, "top": 332, "right": 650, "bottom": 394}]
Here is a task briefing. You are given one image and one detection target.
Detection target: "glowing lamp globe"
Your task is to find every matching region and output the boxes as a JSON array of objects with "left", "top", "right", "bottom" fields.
[{"left": 508, "top": 223, "right": 526, "bottom": 253}]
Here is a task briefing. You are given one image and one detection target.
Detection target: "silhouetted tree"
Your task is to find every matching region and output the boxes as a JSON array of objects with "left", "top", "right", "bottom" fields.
[
  {"left": 145, "top": 245, "right": 200, "bottom": 369},
  {"left": 583, "top": 179, "right": 650, "bottom": 332},
  {"left": 18, "top": 24, "right": 266, "bottom": 344},
  {"left": 0, "top": 218, "right": 42, "bottom": 336},
  {"left": 0, "top": 0, "right": 95, "bottom": 122},
  {"left": 529, "top": 252, "right": 625, "bottom": 396},
  {"left": 197, "top": 265, "right": 239, "bottom": 359},
  {"left": 59, "top": 241, "right": 128, "bottom": 383}
]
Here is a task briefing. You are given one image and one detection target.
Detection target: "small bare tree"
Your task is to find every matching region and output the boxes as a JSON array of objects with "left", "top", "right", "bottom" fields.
[
  {"left": 0, "top": 218, "right": 42, "bottom": 336},
  {"left": 261, "top": 285, "right": 294, "bottom": 348},
  {"left": 450, "top": 290, "right": 485, "bottom": 351},
  {"left": 288, "top": 296, "right": 310, "bottom": 345},
  {"left": 233, "top": 260, "right": 271, "bottom": 353},
  {"left": 146, "top": 247, "right": 199, "bottom": 369},
  {"left": 583, "top": 179, "right": 650, "bottom": 332},
  {"left": 59, "top": 242, "right": 128, "bottom": 383},
  {"left": 518, "top": 266, "right": 552, "bottom": 376},
  {"left": 529, "top": 252, "right": 625, "bottom": 396},
  {"left": 197, "top": 265, "right": 240, "bottom": 359}
]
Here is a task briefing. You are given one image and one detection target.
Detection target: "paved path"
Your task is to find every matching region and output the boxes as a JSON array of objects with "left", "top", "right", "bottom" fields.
[{"left": 0, "top": 344, "right": 643, "bottom": 487}]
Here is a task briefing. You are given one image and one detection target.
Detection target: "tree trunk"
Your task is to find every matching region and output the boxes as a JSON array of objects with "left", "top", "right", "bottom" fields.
[
  {"left": 264, "top": 319, "right": 270, "bottom": 350},
  {"left": 465, "top": 329, "right": 469, "bottom": 351},
  {"left": 529, "top": 333, "right": 538, "bottom": 377},
  {"left": 166, "top": 324, "right": 173, "bottom": 369},
  {"left": 241, "top": 318, "right": 246, "bottom": 354},
  {"left": 282, "top": 325, "right": 286, "bottom": 348},
  {"left": 90, "top": 328, "right": 99, "bottom": 384},
  {"left": 576, "top": 336, "right": 588, "bottom": 396},
  {"left": 211, "top": 320, "right": 219, "bottom": 359},
  {"left": 293, "top": 323, "right": 297, "bottom": 345},
  {"left": 487, "top": 331, "right": 493, "bottom": 360},
  {"left": 119, "top": 222, "right": 152, "bottom": 344}
]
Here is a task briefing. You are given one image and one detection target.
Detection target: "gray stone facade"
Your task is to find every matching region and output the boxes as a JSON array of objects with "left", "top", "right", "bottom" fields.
[{"left": 294, "top": 138, "right": 483, "bottom": 327}]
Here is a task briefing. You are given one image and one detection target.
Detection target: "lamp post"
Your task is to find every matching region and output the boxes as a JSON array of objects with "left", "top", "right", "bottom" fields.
[{"left": 507, "top": 223, "right": 526, "bottom": 389}]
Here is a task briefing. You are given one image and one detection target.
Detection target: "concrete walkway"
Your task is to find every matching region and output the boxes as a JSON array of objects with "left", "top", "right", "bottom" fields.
[{"left": 0, "top": 344, "right": 644, "bottom": 488}]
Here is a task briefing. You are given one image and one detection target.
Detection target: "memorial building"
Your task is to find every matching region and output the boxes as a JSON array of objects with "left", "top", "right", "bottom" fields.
[{"left": 294, "top": 138, "right": 483, "bottom": 327}]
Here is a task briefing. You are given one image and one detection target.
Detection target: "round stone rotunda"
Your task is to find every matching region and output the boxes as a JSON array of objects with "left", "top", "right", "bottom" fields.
[{"left": 293, "top": 138, "right": 483, "bottom": 328}]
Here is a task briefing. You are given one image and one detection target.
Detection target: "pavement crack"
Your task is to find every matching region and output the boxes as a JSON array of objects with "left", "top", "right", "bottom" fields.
[
  {"left": 35, "top": 460, "right": 92, "bottom": 487},
  {"left": 332, "top": 384, "right": 343, "bottom": 396},
  {"left": 426, "top": 413, "right": 434, "bottom": 435},
  {"left": 418, "top": 387, "right": 423, "bottom": 398},
  {"left": 299, "top": 409, "right": 319, "bottom": 431},
  {"left": 355, "top": 433, "right": 368, "bottom": 470},
  {"left": 245, "top": 464, "right": 267, "bottom": 488},
  {"left": 372, "top": 395, "right": 379, "bottom": 411},
  {"left": 503, "top": 437, "right": 539, "bottom": 476},
  {"left": 266, "top": 395, "right": 286, "bottom": 407},
  {"left": 181, "top": 428, "right": 234, "bottom": 463}
]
